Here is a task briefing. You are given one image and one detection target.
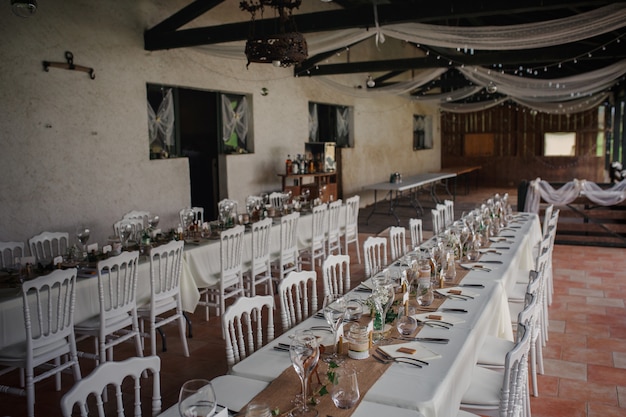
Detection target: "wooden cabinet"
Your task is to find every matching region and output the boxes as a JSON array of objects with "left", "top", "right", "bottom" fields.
[{"left": 278, "top": 172, "right": 338, "bottom": 203}]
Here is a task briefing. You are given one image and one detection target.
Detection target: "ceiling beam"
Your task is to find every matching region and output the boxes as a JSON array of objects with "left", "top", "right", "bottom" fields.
[{"left": 144, "top": 0, "right": 620, "bottom": 51}]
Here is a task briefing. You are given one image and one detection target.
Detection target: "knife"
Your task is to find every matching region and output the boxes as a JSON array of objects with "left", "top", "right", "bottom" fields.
[
  {"left": 399, "top": 337, "right": 449, "bottom": 344},
  {"left": 458, "top": 284, "right": 484, "bottom": 288},
  {"left": 478, "top": 260, "right": 503, "bottom": 264},
  {"left": 440, "top": 308, "right": 468, "bottom": 313}
]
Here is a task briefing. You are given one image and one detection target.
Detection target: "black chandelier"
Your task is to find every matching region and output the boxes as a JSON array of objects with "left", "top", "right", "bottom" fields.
[{"left": 240, "top": 0, "right": 308, "bottom": 68}]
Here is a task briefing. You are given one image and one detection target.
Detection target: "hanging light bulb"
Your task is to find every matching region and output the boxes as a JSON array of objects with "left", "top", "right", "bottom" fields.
[
  {"left": 366, "top": 76, "right": 375, "bottom": 88},
  {"left": 486, "top": 82, "right": 498, "bottom": 94}
]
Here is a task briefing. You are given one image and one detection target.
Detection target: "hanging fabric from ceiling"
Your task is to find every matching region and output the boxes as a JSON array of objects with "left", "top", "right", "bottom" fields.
[{"left": 194, "top": 3, "right": 626, "bottom": 113}]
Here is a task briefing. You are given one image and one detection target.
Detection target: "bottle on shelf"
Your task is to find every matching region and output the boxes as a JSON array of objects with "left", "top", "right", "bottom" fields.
[
  {"left": 300, "top": 154, "right": 307, "bottom": 174},
  {"left": 286, "top": 154, "right": 292, "bottom": 175},
  {"left": 292, "top": 154, "right": 300, "bottom": 174}
]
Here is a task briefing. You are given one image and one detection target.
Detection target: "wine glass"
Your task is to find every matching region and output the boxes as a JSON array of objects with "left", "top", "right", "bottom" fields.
[
  {"left": 178, "top": 379, "right": 217, "bottom": 417},
  {"left": 148, "top": 215, "right": 160, "bottom": 229},
  {"left": 395, "top": 307, "right": 418, "bottom": 336},
  {"left": 75, "top": 226, "right": 90, "bottom": 255},
  {"left": 330, "top": 368, "right": 360, "bottom": 410},
  {"left": 322, "top": 294, "right": 347, "bottom": 361},
  {"left": 289, "top": 330, "right": 320, "bottom": 417},
  {"left": 119, "top": 222, "right": 133, "bottom": 249}
]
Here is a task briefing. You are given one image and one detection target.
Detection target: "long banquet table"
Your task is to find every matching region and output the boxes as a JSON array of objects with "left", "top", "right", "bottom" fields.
[
  {"left": 363, "top": 173, "right": 456, "bottom": 225},
  {"left": 0, "top": 208, "right": 340, "bottom": 350},
  {"left": 222, "top": 212, "right": 541, "bottom": 417}
]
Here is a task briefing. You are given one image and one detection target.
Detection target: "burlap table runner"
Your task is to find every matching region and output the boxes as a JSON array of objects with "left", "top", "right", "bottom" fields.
[{"left": 242, "top": 264, "right": 471, "bottom": 416}]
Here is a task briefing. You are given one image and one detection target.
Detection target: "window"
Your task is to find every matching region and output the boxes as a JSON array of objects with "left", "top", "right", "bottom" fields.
[
  {"left": 308, "top": 102, "right": 353, "bottom": 147},
  {"left": 146, "top": 84, "right": 253, "bottom": 159},
  {"left": 413, "top": 114, "right": 433, "bottom": 150},
  {"left": 544, "top": 132, "right": 576, "bottom": 156}
]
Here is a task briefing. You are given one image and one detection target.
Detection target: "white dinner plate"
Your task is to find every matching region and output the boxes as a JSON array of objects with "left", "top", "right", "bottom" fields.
[
  {"left": 412, "top": 312, "right": 465, "bottom": 325},
  {"left": 436, "top": 287, "right": 480, "bottom": 298},
  {"left": 378, "top": 342, "right": 441, "bottom": 361},
  {"left": 460, "top": 262, "right": 498, "bottom": 271}
]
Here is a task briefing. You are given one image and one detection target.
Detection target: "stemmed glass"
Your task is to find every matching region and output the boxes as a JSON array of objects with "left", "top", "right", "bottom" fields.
[
  {"left": 75, "top": 226, "right": 90, "bottom": 255},
  {"left": 372, "top": 281, "right": 395, "bottom": 343},
  {"left": 322, "top": 294, "right": 347, "bottom": 361},
  {"left": 289, "top": 330, "right": 320, "bottom": 417},
  {"left": 148, "top": 215, "right": 160, "bottom": 230},
  {"left": 119, "top": 222, "right": 133, "bottom": 249},
  {"left": 178, "top": 379, "right": 217, "bottom": 417}
]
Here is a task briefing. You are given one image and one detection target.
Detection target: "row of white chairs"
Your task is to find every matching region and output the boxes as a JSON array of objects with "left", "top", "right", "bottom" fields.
[
  {"left": 431, "top": 199, "right": 454, "bottom": 236},
  {"left": 197, "top": 195, "right": 361, "bottom": 321},
  {"left": 0, "top": 240, "right": 190, "bottom": 417}
]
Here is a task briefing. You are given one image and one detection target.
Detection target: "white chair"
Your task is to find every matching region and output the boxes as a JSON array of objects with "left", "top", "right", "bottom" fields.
[
  {"left": 243, "top": 218, "right": 273, "bottom": 297},
  {"left": 541, "top": 204, "right": 554, "bottom": 239},
  {"left": 137, "top": 240, "right": 189, "bottom": 357},
  {"left": 0, "top": 241, "right": 24, "bottom": 268},
  {"left": 431, "top": 206, "right": 445, "bottom": 236},
  {"left": 113, "top": 218, "right": 144, "bottom": 242},
  {"left": 28, "top": 231, "right": 69, "bottom": 263},
  {"left": 278, "top": 270, "right": 318, "bottom": 330},
  {"left": 222, "top": 295, "right": 274, "bottom": 366},
  {"left": 123, "top": 210, "right": 151, "bottom": 229},
  {"left": 268, "top": 191, "right": 286, "bottom": 211},
  {"left": 60, "top": 356, "right": 161, "bottom": 417},
  {"left": 300, "top": 203, "right": 327, "bottom": 270},
  {"left": 543, "top": 208, "right": 559, "bottom": 307},
  {"left": 322, "top": 254, "right": 351, "bottom": 298},
  {"left": 363, "top": 236, "right": 388, "bottom": 278},
  {"left": 74, "top": 251, "right": 143, "bottom": 366},
  {"left": 271, "top": 212, "right": 301, "bottom": 284},
  {"left": 478, "top": 290, "right": 541, "bottom": 397},
  {"left": 460, "top": 322, "right": 532, "bottom": 417},
  {"left": 409, "top": 218, "right": 423, "bottom": 249},
  {"left": 197, "top": 225, "right": 246, "bottom": 320},
  {"left": 0, "top": 268, "right": 82, "bottom": 417},
  {"left": 342, "top": 195, "right": 361, "bottom": 264},
  {"left": 389, "top": 226, "right": 407, "bottom": 260},
  {"left": 444, "top": 199, "right": 454, "bottom": 227},
  {"left": 326, "top": 199, "right": 343, "bottom": 256}
]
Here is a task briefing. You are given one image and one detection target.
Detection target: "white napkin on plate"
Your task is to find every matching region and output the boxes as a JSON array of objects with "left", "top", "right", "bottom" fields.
[
  {"left": 436, "top": 287, "right": 480, "bottom": 298},
  {"left": 378, "top": 342, "right": 441, "bottom": 361},
  {"left": 412, "top": 312, "right": 465, "bottom": 325}
]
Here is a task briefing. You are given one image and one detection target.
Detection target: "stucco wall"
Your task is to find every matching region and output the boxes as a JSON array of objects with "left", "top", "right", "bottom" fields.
[{"left": 0, "top": 0, "right": 440, "bottom": 246}]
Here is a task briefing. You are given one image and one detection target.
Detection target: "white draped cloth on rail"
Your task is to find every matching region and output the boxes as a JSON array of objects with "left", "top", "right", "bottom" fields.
[{"left": 524, "top": 178, "right": 626, "bottom": 213}]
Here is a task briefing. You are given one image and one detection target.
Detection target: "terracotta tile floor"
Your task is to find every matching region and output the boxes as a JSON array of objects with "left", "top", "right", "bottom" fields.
[{"left": 2, "top": 188, "right": 626, "bottom": 416}]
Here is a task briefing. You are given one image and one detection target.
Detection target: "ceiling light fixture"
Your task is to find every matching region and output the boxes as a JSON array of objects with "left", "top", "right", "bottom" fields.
[
  {"left": 240, "top": 0, "right": 308, "bottom": 68},
  {"left": 11, "top": 0, "right": 36, "bottom": 17},
  {"left": 366, "top": 75, "right": 375, "bottom": 88}
]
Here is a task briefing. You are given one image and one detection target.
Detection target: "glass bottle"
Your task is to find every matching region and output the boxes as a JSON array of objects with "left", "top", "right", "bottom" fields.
[{"left": 286, "top": 154, "right": 292, "bottom": 175}]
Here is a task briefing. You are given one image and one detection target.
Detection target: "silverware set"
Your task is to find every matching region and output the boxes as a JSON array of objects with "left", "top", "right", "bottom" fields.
[{"left": 372, "top": 348, "right": 428, "bottom": 367}]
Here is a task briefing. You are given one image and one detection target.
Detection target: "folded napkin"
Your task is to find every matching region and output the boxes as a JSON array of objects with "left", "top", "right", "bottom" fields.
[
  {"left": 378, "top": 342, "right": 441, "bottom": 361},
  {"left": 413, "top": 312, "right": 465, "bottom": 325},
  {"left": 436, "top": 287, "right": 480, "bottom": 298}
]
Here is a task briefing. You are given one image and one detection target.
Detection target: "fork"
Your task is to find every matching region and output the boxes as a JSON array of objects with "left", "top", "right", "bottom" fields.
[
  {"left": 372, "top": 353, "right": 423, "bottom": 367},
  {"left": 376, "top": 348, "right": 429, "bottom": 366}
]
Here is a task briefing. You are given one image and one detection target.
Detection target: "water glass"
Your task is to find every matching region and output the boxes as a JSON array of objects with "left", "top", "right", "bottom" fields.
[
  {"left": 416, "top": 278, "right": 434, "bottom": 306},
  {"left": 395, "top": 307, "right": 418, "bottom": 336},
  {"left": 245, "top": 402, "right": 272, "bottom": 417},
  {"left": 178, "top": 379, "right": 216, "bottom": 417},
  {"left": 330, "top": 368, "right": 360, "bottom": 410}
]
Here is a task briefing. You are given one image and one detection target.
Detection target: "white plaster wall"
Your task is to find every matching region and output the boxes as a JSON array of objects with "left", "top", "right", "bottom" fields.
[{"left": 0, "top": 0, "right": 440, "bottom": 248}]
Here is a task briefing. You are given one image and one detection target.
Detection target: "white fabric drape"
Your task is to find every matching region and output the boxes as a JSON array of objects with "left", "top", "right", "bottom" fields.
[
  {"left": 193, "top": 4, "right": 626, "bottom": 112},
  {"left": 147, "top": 88, "right": 175, "bottom": 148},
  {"left": 336, "top": 106, "right": 350, "bottom": 139},
  {"left": 524, "top": 177, "right": 626, "bottom": 213},
  {"left": 221, "top": 95, "right": 249, "bottom": 145},
  {"left": 308, "top": 103, "right": 318, "bottom": 141}
]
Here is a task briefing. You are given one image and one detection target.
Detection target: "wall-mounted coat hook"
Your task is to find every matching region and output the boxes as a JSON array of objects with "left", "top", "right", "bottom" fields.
[{"left": 43, "top": 51, "right": 95, "bottom": 79}]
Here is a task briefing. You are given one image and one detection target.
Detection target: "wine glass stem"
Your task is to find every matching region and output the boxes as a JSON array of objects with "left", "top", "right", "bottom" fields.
[{"left": 301, "top": 373, "right": 310, "bottom": 410}]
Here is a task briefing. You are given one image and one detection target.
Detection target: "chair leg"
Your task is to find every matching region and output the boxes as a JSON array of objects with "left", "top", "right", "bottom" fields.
[
  {"left": 530, "top": 339, "right": 539, "bottom": 397},
  {"left": 178, "top": 314, "right": 190, "bottom": 357},
  {"left": 183, "top": 312, "right": 193, "bottom": 338},
  {"left": 25, "top": 368, "right": 34, "bottom": 417},
  {"left": 157, "top": 327, "right": 167, "bottom": 353}
]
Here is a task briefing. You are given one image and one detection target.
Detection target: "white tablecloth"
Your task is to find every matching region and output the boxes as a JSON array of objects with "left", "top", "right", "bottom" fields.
[{"left": 227, "top": 213, "right": 541, "bottom": 417}]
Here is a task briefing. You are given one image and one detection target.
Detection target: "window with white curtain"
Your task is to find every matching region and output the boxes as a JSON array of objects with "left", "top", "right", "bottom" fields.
[{"left": 308, "top": 101, "right": 353, "bottom": 147}]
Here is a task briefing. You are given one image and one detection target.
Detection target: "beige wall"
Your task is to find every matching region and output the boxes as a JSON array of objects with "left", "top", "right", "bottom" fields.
[{"left": 0, "top": 0, "right": 440, "bottom": 246}]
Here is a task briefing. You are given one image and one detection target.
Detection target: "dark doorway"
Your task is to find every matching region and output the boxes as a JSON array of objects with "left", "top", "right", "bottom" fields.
[{"left": 178, "top": 88, "right": 220, "bottom": 222}]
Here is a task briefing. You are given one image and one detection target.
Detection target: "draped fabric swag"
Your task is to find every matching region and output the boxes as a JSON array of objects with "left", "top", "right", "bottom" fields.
[
  {"left": 194, "top": 4, "right": 626, "bottom": 114},
  {"left": 524, "top": 178, "right": 626, "bottom": 213},
  {"left": 147, "top": 88, "right": 175, "bottom": 150}
]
